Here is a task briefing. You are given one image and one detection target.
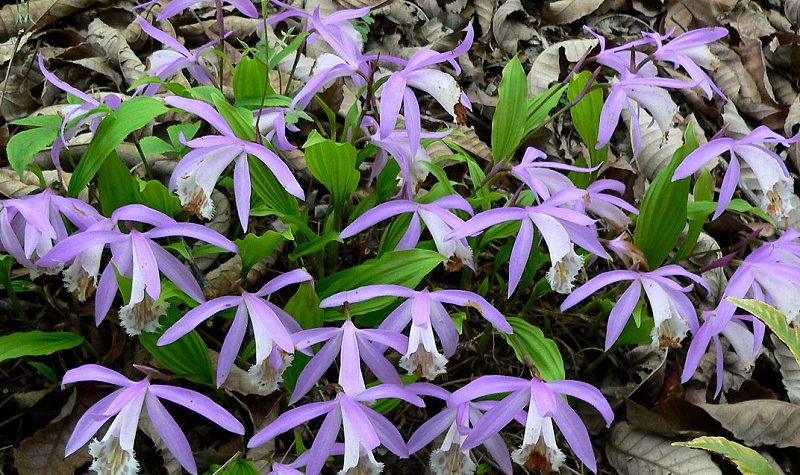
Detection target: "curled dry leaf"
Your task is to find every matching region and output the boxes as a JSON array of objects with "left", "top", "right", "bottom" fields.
[
  {"left": 787, "top": 0, "right": 800, "bottom": 28},
  {"left": 771, "top": 334, "right": 800, "bottom": 405},
  {"left": 492, "top": 0, "right": 533, "bottom": 56},
  {"left": 0, "top": 0, "right": 111, "bottom": 42},
  {"left": 14, "top": 389, "right": 92, "bottom": 475},
  {"left": 474, "top": 0, "right": 497, "bottom": 37},
  {"left": 606, "top": 422, "right": 722, "bottom": 475},
  {"left": 86, "top": 18, "right": 145, "bottom": 86},
  {"left": 542, "top": 0, "right": 605, "bottom": 25},
  {"left": 629, "top": 109, "right": 683, "bottom": 180},
  {"left": 699, "top": 400, "right": 800, "bottom": 448},
  {"left": 528, "top": 38, "right": 597, "bottom": 96},
  {"left": 178, "top": 17, "right": 260, "bottom": 42}
]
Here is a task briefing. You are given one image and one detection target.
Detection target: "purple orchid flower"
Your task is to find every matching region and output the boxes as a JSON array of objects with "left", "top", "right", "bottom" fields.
[
  {"left": 248, "top": 385, "right": 424, "bottom": 475},
  {"left": 164, "top": 96, "right": 304, "bottom": 230},
  {"left": 448, "top": 190, "right": 606, "bottom": 297},
  {"left": 287, "top": 9, "right": 371, "bottom": 110},
  {"left": 510, "top": 148, "right": 638, "bottom": 228},
  {"left": 267, "top": 0, "right": 370, "bottom": 51},
  {"left": 157, "top": 0, "right": 258, "bottom": 20},
  {"left": 268, "top": 444, "right": 345, "bottom": 475},
  {"left": 137, "top": 16, "right": 216, "bottom": 94},
  {"left": 561, "top": 265, "right": 709, "bottom": 349},
  {"left": 406, "top": 383, "right": 514, "bottom": 475},
  {"left": 0, "top": 188, "right": 101, "bottom": 275},
  {"left": 597, "top": 68, "right": 692, "bottom": 160},
  {"left": 37, "top": 204, "right": 237, "bottom": 334},
  {"left": 253, "top": 107, "right": 299, "bottom": 151},
  {"left": 158, "top": 269, "right": 311, "bottom": 390},
  {"left": 377, "top": 23, "right": 474, "bottom": 161},
  {"left": 682, "top": 310, "right": 765, "bottom": 396},
  {"left": 340, "top": 194, "right": 475, "bottom": 269},
  {"left": 38, "top": 54, "right": 122, "bottom": 170},
  {"left": 289, "top": 319, "right": 408, "bottom": 402},
  {"left": 62, "top": 364, "right": 244, "bottom": 475},
  {"left": 643, "top": 27, "right": 728, "bottom": 99},
  {"left": 364, "top": 116, "right": 450, "bottom": 198},
  {"left": 448, "top": 375, "right": 613, "bottom": 473},
  {"left": 672, "top": 125, "right": 798, "bottom": 220},
  {"left": 320, "top": 285, "right": 511, "bottom": 379}
]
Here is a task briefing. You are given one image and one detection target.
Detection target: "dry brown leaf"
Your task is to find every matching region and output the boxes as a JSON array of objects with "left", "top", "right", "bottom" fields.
[
  {"left": 730, "top": 5, "right": 776, "bottom": 39},
  {"left": 699, "top": 400, "right": 800, "bottom": 448},
  {"left": 0, "top": 0, "right": 112, "bottom": 42},
  {"left": 492, "top": 0, "right": 532, "bottom": 56},
  {"left": 0, "top": 168, "right": 41, "bottom": 198},
  {"left": 606, "top": 422, "right": 722, "bottom": 475},
  {"left": 630, "top": 109, "right": 683, "bottom": 180},
  {"left": 528, "top": 38, "right": 596, "bottom": 95},
  {"left": 542, "top": 0, "right": 605, "bottom": 25},
  {"left": 86, "top": 18, "right": 145, "bottom": 86},
  {"left": 772, "top": 334, "right": 800, "bottom": 405},
  {"left": 14, "top": 389, "right": 93, "bottom": 475},
  {"left": 474, "top": 0, "right": 497, "bottom": 37},
  {"left": 787, "top": 0, "right": 800, "bottom": 28},
  {"left": 177, "top": 17, "right": 260, "bottom": 41}
]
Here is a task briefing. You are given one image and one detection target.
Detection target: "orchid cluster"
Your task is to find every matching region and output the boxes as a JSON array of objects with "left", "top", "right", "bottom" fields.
[{"left": 4, "top": 0, "right": 800, "bottom": 474}]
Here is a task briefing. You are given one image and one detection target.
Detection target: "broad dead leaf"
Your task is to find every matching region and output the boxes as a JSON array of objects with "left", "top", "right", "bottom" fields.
[
  {"left": 542, "top": 0, "right": 605, "bottom": 25},
  {"left": 0, "top": 0, "right": 112, "bottom": 42},
  {"left": 528, "top": 38, "right": 597, "bottom": 95},
  {"left": 699, "top": 400, "right": 800, "bottom": 448},
  {"left": 606, "top": 422, "right": 722, "bottom": 474},
  {"left": 87, "top": 18, "right": 145, "bottom": 86},
  {"left": 630, "top": 109, "right": 683, "bottom": 180},
  {"left": 787, "top": 0, "right": 800, "bottom": 27},
  {"left": 771, "top": 334, "right": 800, "bottom": 405},
  {"left": 474, "top": 0, "right": 497, "bottom": 37},
  {"left": 14, "top": 389, "right": 93, "bottom": 475},
  {"left": 492, "top": 0, "right": 533, "bottom": 56}
]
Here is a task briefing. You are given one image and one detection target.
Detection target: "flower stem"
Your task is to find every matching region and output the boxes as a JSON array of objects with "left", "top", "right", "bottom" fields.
[{"left": 214, "top": 0, "right": 226, "bottom": 91}]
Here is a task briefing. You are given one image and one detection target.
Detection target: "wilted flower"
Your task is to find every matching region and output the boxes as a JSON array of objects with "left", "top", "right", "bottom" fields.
[
  {"left": 448, "top": 190, "right": 605, "bottom": 296},
  {"left": 165, "top": 96, "right": 304, "bottom": 229},
  {"left": 0, "top": 188, "right": 101, "bottom": 274},
  {"left": 248, "top": 385, "right": 424, "bottom": 475},
  {"left": 672, "top": 125, "right": 798, "bottom": 220},
  {"left": 62, "top": 364, "right": 244, "bottom": 475},
  {"left": 38, "top": 204, "right": 236, "bottom": 334},
  {"left": 561, "top": 265, "right": 709, "bottom": 349},
  {"left": 320, "top": 285, "right": 511, "bottom": 379},
  {"left": 159, "top": 269, "right": 311, "bottom": 389},
  {"left": 339, "top": 194, "right": 474, "bottom": 268},
  {"left": 449, "top": 375, "right": 613, "bottom": 473}
]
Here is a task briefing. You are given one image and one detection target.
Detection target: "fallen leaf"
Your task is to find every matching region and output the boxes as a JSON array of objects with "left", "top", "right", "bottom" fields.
[
  {"left": 492, "top": 0, "right": 533, "bottom": 56},
  {"left": 773, "top": 334, "right": 800, "bottom": 405},
  {"left": 542, "top": 0, "right": 605, "bottom": 25},
  {"left": 605, "top": 422, "right": 722, "bottom": 474},
  {"left": 528, "top": 38, "right": 596, "bottom": 95},
  {"left": 699, "top": 400, "right": 800, "bottom": 448},
  {"left": 86, "top": 18, "right": 145, "bottom": 86}
]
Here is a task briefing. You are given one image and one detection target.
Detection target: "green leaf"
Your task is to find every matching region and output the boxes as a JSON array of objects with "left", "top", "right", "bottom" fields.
[
  {"left": 686, "top": 199, "right": 773, "bottom": 223},
  {"left": 97, "top": 152, "right": 139, "bottom": 215},
  {"left": 139, "top": 136, "right": 174, "bottom": 156},
  {"left": 12, "top": 115, "right": 62, "bottom": 128},
  {"left": 210, "top": 93, "right": 255, "bottom": 141},
  {"left": 0, "top": 331, "right": 84, "bottom": 363},
  {"left": 673, "top": 168, "right": 713, "bottom": 261},
  {"left": 303, "top": 130, "right": 360, "bottom": 212},
  {"left": 503, "top": 317, "right": 565, "bottom": 381},
  {"left": 167, "top": 122, "right": 202, "bottom": 150},
  {"left": 68, "top": 96, "right": 168, "bottom": 197},
  {"left": 135, "top": 178, "right": 182, "bottom": 217},
  {"left": 567, "top": 71, "right": 606, "bottom": 187},
  {"left": 233, "top": 55, "right": 268, "bottom": 105},
  {"left": 525, "top": 84, "right": 566, "bottom": 136},
  {"left": 7, "top": 126, "right": 59, "bottom": 177},
  {"left": 139, "top": 307, "right": 214, "bottom": 385},
  {"left": 285, "top": 281, "right": 324, "bottom": 330},
  {"left": 235, "top": 230, "right": 288, "bottom": 276},
  {"left": 492, "top": 56, "right": 528, "bottom": 162},
  {"left": 317, "top": 250, "right": 445, "bottom": 319},
  {"left": 673, "top": 436, "right": 779, "bottom": 475},
  {"left": 289, "top": 230, "right": 341, "bottom": 260},
  {"left": 634, "top": 124, "right": 698, "bottom": 268},
  {"left": 206, "top": 457, "right": 260, "bottom": 475},
  {"left": 727, "top": 298, "right": 800, "bottom": 366},
  {"left": 249, "top": 154, "right": 301, "bottom": 217}
]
